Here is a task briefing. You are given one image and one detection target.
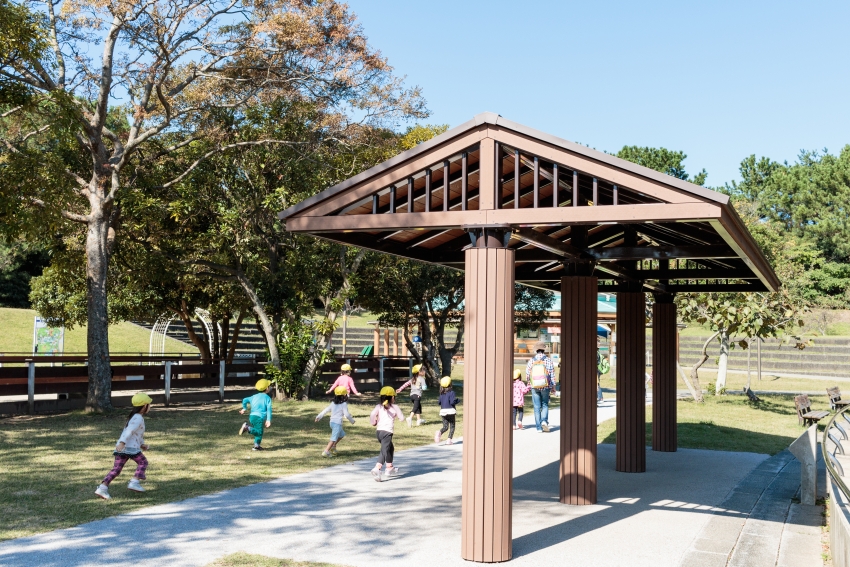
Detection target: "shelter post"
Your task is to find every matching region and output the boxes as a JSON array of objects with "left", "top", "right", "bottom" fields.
[
  {"left": 559, "top": 275, "right": 598, "bottom": 504},
  {"left": 461, "top": 227, "right": 514, "bottom": 563},
  {"left": 652, "top": 293, "right": 677, "bottom": 452},
  {"left": 616, "top": 291, "right": 646, "bottom": 472}
]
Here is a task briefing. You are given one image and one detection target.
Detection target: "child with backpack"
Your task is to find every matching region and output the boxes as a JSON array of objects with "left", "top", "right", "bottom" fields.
[
  {"left": 369, "top": 386, "right": 404, "bottom": 481},
  {"left": 434, "top": 376, "right": 459, "bottom": 445},
  {"left": 95, "top": 393, "right": 153, "bottom": 500},
  {"left": 315, "top": 386, "right": 356, "bottom": 457},
  {"left": 396, "top": 363, "right": 427, "bottom": 427},
  {"left": 512, "top": 370, "right": 531, "bottom": 429},
  {"left": 238, "top": 379, "right": 273, "bottom": 450}
]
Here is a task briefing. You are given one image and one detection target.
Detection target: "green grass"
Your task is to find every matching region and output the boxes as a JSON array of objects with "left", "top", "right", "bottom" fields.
[
  {"left": 828, "top": 322, "right": 850, "bottom": 336},
  {"left": 206, "top": 553, "right": 346, "bottom": 567},
  {"left": 0, "top": 388, "right": 462, "bottom": 541},
  {"left": 597, "top": 393, "right": 824, "bottom": 455},
  {"left": 0, "top": 307, "right": 197, "bottom": 354}
]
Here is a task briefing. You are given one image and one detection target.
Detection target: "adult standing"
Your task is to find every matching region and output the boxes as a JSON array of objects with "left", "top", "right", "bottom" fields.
[{"left": 525, "top": 341, "right": 556, "bottom": 432}]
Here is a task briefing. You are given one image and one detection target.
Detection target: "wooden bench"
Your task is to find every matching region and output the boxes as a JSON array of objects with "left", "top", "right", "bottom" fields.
[
  {"left": 795, "top": 394, "right": 829, "bottom": 427},
  {"left": 827, "top": 387, "right": 850, "bottom": 411}
]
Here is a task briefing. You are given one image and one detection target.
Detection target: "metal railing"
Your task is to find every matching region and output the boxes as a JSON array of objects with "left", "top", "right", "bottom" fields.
[{"left": 823, "top": 405, "right": 850, "bottom": 499}]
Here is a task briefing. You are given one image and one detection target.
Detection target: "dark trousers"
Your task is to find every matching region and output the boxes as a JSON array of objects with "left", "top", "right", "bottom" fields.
[
  {"left": 440, "top": 414, "right": 456, "bottom": 438},
  {"left": 377, "top": 430, "right": 394, "bottom": 464},
  {"left": 511, "top": 406, "right": 524, "bottom": 425},
  {"left": 410, "top": 394, "right": 422, "bottom": 414}
]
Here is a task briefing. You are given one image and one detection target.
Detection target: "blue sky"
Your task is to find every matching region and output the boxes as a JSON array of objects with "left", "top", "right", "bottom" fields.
[{"left": 351, "top": 0, "right": 850, "bottom": 187}]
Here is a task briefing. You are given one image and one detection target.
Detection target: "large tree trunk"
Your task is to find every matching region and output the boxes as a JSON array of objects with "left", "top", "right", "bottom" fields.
[
  {"left": 235, "top": 272, "right": 280, "bottom": 368},
  {"left": 715, "top": 330, "right": 730, "bottom": 393},
  {"left": 85, "top": 208, "right": 113, "bottom": 412},
  {"left": 226, "top": 310, "right": 246, "bottom": 364},
  {"left": 300, "top": 309, "right": 338, "bottom": 400},
  {"left": 688, "top": 331, "right": 720, "bottom": 403}
]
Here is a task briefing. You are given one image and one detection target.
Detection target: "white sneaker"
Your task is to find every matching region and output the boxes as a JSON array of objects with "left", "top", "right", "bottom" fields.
[
  {"left": 322, "top": 451, "right": 332, "bottom": 458},
  {"left": 371, "top": 468, "right": 383, "bottom": 482},
  {"left": 417, "top": 419, "right": 426, "bottom": 426},
  {"left": 434, "top": 430, "right": 441, "bottom": 444},
  {"left": 127, "top": 479, "right": 145, "bottom": 492},
  {"left": 382, "top": 467, "right": 401, "bottom": 481},
  {"left": 406, "top": 416, "right": 413, "bottom": 428},
  {"left": 95, "top": 484, "right": 111, "bottom": 500},
  {"left": 446, "top": 439, "right": 454, "bottom": 445},
  {"left": 542, "top": 422, "right": 550, "bottom": 432}
]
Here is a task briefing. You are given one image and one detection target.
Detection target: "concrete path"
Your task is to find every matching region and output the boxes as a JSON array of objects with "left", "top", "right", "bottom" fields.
[
  {"left": 0, "top": 399, "right": 768, "bottom": 567},
  {"left": 679, "top": 450, "right": 826, "bottom": 567}
]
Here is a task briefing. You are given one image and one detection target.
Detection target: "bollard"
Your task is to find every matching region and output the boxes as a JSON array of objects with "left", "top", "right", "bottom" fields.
[
  {"left": 219, "top": 359, "right": 225, "bottom": 403},
  {"left": 789, "top": 425, "right": 818, "bottom": 505},
  {"left": 164, "top": 361, "right": 172, "bottom": 407},
  {"left": 379, "top": 357, "right": 385, "bottom": 386},
  {"left": 27, "top": 360, "right": 35, "bottom": 415}
]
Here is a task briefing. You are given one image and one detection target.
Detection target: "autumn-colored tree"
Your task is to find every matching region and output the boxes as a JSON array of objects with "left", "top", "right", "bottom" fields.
[{"left": 0, "top": 0, "right": 423, "bottom": 410}]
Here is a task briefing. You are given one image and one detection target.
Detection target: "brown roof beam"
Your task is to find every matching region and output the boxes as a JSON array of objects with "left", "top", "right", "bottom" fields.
[
  {"left": 591, "top": 245, "right": 737, "bottom": 260},
  {"left": 632, "top": 268, "right": 757, "bottom": 280},
  {"left": 513, "top": 227, "right": 587, "bottom": 260}
]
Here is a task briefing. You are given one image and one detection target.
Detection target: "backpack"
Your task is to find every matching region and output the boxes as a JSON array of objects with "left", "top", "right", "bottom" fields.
[
  {"left": 530, "top": 359, "right": 549, "bottom": 389},
  {"left": 597, "top": 356, "right": 610, "bottom": 376}
]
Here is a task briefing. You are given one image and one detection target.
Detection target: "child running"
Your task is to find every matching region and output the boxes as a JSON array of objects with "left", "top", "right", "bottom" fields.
[
  {"left": 396, "top": 363, "right": 427, "bottom": 427},
  {"left": 434, "top": 376, "right": 459, "bottom": 445},
  {"left": 95, "top": 393, "right": 152, "bottom": 500},
  {"left": 512, "top": 369, "right": 531, "bottom": 429},
  {"left": 369, "top": 386, "right": 404, "bottom": 481},
  {"left": 325, "top": 363, "right": 362, "bottom": 397},
  {"left": 238, "top": 378, "right": 273, "bottom": 451},
  {"left": 315, "top": 386, "right": 356, "bottom": 457}
]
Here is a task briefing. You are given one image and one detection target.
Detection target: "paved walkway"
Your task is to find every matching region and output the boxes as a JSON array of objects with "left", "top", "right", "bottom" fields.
[{"left": 0, "top": 398, "right": 805, "bottom": 567}]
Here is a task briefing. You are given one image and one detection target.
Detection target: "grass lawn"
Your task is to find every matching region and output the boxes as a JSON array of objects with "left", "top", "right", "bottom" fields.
[
  {"left": 206, "top": 553, "right": 346, "bottom": 567},
  {"left": 0, "top": 387, "right": 462, "bottom": 542},
  {"left": 597, "top": 393, "right": 826, "bottom": 455},
  {"left": 0, "top": 307, "right": 196, "bottom": 355}
]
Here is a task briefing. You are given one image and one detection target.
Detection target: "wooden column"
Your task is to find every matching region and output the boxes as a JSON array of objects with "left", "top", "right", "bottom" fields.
[
  {"left": 393, "top": 328, "right": 399, "bottom": 357},
  {"left": 462, "top": 229, "right": 514, "bottom": 563},
  {"left": 383, "top": 328, "right": 390, "bottom": 356},
  {"left": 652, "top": 296, "right": 677, "bottom": 452},
  {"left": 373, "top": 325, "right": 379, "bottom": 355},
  {"left": 616, "top": 291, "right": 646, "bottom": 473},
  {"left": 559, "top": 276, "right": 598, "bottom": 505}
]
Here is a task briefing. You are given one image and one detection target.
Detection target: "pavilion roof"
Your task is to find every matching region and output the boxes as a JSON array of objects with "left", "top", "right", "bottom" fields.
[{"left": 279, "top": 113, "right": 780, "bottom": 293}]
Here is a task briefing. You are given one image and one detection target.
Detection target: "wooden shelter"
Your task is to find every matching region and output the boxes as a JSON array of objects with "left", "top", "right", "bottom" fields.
[{"left": 279, "top": 113, "right": 780, "bottom": 563}]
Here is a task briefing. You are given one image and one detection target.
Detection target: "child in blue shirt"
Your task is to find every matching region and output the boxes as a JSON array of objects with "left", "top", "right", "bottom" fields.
[{"left": 239, "top": 379, "right": 273, "bottom": 451}]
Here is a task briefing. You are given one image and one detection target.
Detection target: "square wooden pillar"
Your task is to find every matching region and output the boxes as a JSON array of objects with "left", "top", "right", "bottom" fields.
[
  {"left": 652, "top": 296, "right": 677, "bottom": 452},
  {"left": 616, "top": 291, "right": 646, "bottom": 473},
  {"left": 559, "top": 276, "right": 598, "bottom": 505},
  {"left": 461, "top": 232, "right": 514, "bottom": 563}
]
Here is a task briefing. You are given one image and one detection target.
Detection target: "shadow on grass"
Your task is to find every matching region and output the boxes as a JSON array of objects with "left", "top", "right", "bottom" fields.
[{"left": 599, "top": 421, "right": 797, "bottom": 455}]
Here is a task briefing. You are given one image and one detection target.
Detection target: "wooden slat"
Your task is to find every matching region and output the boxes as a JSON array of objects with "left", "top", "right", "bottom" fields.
[
  {"left": 460, "top": 245, "right": 514, "bottom": 562},
  {"left": 559, "top": 276, "right": 598, "bottom": 504},
  {"left": 616, "top": 291, "right": 646, "bottom": 472},
  {"left": 652, "top": 301, "right": 677, "bottom": 452}
]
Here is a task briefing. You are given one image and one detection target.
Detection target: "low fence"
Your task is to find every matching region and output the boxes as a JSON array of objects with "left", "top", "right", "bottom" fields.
[
  {"left": 0, "top": 354, "right": 265, "bottom": 416},
  {"left": 318, "top": 356, "right": 415, "bottom": 393}
]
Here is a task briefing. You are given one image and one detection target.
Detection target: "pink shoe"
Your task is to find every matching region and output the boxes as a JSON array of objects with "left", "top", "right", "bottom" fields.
[
  {"left": 434, "top": 430, "right": 441, "bottom": 444},
  {"left": 446, "top": 439, "right": 454, "bottom": 445},
  {"left": 517, "top": 423, "right": 523, "bottom": 430}
]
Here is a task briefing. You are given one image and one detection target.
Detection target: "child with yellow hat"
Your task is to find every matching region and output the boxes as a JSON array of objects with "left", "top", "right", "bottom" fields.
[
  {"left": 95, "top": 393, "right": 153, "bottom": 500},
  {"left": 315, "top": 386, "right": 356, "bottom": 457},
  {"left": 434, "top": 377, "right": 459, "bottom": 445},
  {"left": 325, "top": 363, "right": 362, "bottom": 397},
  {"left": 238, "top": 379, "right": 273, "bottom": 450},
  {"left": 368, "top": 386, "right": 404, "bottom": 481},
  {"left": 396, "top": 363, "right": 427, "bottom": 427}
]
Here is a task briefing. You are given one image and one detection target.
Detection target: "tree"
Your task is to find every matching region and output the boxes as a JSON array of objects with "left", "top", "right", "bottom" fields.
[
  {"left": 727, "top": 150, "right": 850, "bottom": 308},
  {"left": 0, "top": 0, "right": 423, "bottom": 410},
  {"left": 616, "top": 146, "right": 707, "bottom": 186}
]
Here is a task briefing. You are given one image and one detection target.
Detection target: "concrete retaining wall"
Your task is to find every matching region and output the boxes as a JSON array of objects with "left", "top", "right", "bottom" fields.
[{"left": 830, "top": 476, "right": 850, "bottom": 567}]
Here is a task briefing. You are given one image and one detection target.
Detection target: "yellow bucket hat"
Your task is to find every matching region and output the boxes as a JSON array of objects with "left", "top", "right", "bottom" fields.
[
  {"left": 255, "top": 378, "right": 271, "bottom": 391},
  {"left": 334, "top": 385, "right": 348, "bottom": 396},
  {"left": 131, "top": 393, "right": 152, "bottom": 407}
]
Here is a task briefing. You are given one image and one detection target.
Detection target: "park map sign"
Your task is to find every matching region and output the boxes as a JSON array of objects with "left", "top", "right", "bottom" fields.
[{"left": 32, "top": 317, "right": 64, "bottom": 355}]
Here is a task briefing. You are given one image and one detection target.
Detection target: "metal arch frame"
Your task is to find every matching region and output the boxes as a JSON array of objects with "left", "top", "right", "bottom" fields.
[{"left": 148, "top": 309, "right": 221, "bottom": 359}]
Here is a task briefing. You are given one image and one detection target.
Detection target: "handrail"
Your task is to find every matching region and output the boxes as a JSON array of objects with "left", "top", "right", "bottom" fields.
[{"left": 822, "top": 404, "right": 850, "bottom": 503}]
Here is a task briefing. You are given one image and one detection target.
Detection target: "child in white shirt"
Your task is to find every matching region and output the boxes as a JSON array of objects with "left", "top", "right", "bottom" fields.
[
  {"left": 315, "top": 386, "right": 356, "bottom": 457},
  {"left": 369, "top": 386, "right": 404, "bottom": 482},
  {"left": 95, "top": 393, "right": 152, "bottom": 500}
]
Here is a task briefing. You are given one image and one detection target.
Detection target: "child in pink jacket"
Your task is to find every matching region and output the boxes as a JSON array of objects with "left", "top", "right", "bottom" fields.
[{"left": 512, "top": 369, "right": 531, "bottom": 430}]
